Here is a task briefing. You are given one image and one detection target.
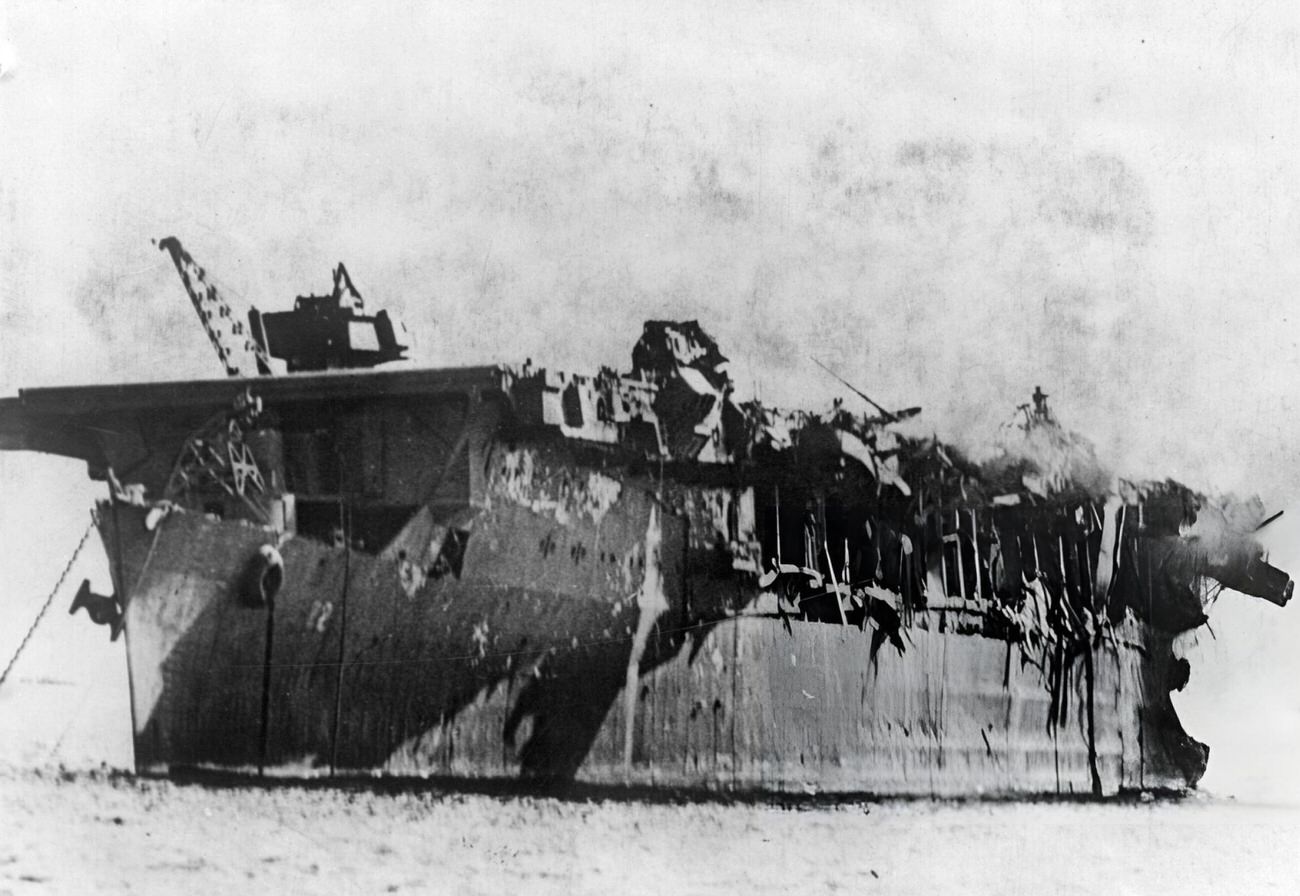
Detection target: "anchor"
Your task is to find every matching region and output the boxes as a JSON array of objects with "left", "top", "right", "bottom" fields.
[{"left": 69, "top": 579, "right": 123, "bottom": 642}]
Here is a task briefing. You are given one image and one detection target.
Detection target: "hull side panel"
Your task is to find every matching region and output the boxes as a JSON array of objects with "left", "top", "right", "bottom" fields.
[
  {"left": 103, "top": 462, "right": 1193, "bottom": 795},
  {"left": 110, "top": 505, "right": 271, "bottom": 772}
]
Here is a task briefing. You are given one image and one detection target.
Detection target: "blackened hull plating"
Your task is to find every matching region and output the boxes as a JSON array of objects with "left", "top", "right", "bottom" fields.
[
  {"left": 102, "top": 462, "right": 685, "bottom": 779},
  {"left": 100, "top": 482, "right": 1198, "bottom": 796},
  {"left": 3, "top": 301, "right": 1277, "bottom": 797}
]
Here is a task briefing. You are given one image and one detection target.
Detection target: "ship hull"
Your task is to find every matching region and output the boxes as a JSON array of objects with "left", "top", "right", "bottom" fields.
[
  {"left": 3, "top": 307, "right": 1276, "bottom": 799},
  {"left": 99, "top": 497, "right": 1202, "bottom": 797}
]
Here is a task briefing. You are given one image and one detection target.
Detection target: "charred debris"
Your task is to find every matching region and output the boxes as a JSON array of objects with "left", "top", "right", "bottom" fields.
[
  {"left": 607, "top": 321, "right": 1290, "bottom": 647},
  {"left": 144, "top": 276, "right": 1290, "bottom": 668},
  {"left": 3, "top": 238, "right": 1291, "bottom": 795},
  {"left": 57, "top": 238, "right": 1285, "bottom": 665}
]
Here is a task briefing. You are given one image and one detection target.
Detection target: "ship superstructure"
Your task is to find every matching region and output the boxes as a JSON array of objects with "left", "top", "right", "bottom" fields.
[{"left": 0, "top": 240, "right": 1290, "bottom": 795}]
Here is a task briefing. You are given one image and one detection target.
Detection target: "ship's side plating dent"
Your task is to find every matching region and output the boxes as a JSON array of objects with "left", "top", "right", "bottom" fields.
[{"left": 624, "top": 504, "right": 670, "bottom": 771}]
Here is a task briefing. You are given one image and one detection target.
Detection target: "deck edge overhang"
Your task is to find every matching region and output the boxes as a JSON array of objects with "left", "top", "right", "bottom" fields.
[{"left": 0, "top": 365, "right": 516, "bottom": 465}]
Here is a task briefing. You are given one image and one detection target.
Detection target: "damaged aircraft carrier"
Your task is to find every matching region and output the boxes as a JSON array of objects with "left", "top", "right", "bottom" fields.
[{"left": 0, "top": 237, "right": 1292, "bottom": 797}]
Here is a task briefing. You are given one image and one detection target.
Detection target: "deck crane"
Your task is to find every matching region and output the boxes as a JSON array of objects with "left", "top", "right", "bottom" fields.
[
  {"left": 157, "top": 236, "right": 272, "bottom": 377},
  {"left": 157, "top": 236, "right": 409, "bottom": 376}
]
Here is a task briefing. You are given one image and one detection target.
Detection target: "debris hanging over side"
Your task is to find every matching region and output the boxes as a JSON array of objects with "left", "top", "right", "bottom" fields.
[{"left": 501, "top": 319, "right": 1291, "bottom": 660}]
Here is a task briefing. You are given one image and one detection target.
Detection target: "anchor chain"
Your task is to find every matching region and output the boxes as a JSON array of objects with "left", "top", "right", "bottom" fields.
[{"left": 0, "top": 521, "right": 95, "bottom": 689}]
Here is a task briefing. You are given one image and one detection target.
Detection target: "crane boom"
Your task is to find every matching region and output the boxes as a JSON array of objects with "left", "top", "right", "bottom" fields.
[{"left": 157, "top": 236, "right": 271, "bottom": 377}]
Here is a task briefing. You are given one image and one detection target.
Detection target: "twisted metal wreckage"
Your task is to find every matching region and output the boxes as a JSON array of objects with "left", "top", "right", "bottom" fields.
[{"left": 0, "top": 239, "right": 1291, "bottom": 796}]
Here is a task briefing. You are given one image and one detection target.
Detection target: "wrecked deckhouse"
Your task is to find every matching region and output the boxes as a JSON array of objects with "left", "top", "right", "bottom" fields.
[{"left": 0, "top": 238, "right": 1291, "bottom": 796}]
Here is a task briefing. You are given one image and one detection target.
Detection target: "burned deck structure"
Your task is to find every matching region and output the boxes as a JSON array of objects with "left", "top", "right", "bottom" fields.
[{"left": 0, "top": 244, "right": 1291, "bottom": 796}]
